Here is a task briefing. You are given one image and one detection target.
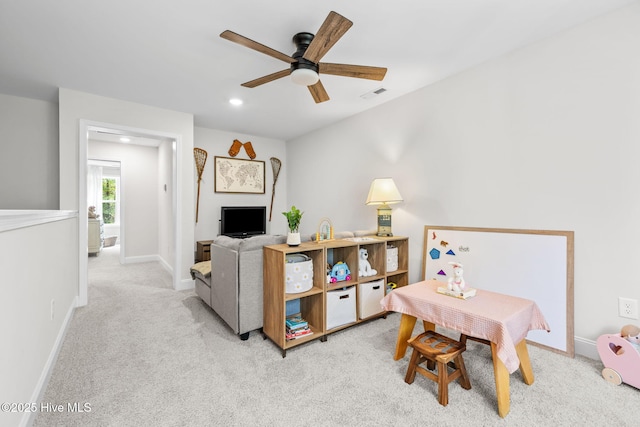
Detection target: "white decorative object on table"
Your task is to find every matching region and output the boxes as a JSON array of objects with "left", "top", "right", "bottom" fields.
[
  {"left": 358, "top": 248, "right": 377, "bottom": 277},
  {"left": 447, "top": 262, "right": 466, "bottom": 292}
]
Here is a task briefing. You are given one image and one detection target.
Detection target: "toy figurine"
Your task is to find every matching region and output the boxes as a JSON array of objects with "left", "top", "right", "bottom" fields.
[
  {"left": 330, "top": 262, "right": 351, "bottom": 283},
  {"left": 358, "top": 248, "right": 377, "bottom": 277},
  {"left": 88, "top": 205, "right": 100, "bottom": 219},
  {"left": 620, "top": 324, "right": 640, "bottom": 353},
  {"left": 447, "top": 262, "right": 466, "bottom": 293}
]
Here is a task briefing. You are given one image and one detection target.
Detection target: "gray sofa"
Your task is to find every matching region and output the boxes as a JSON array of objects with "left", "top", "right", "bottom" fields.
[
  {"left": 191, "top": 230, "right": 375, "bottom": 340},
  {"left": 192, "top": 234, "right": 286, "bottom": 340}
]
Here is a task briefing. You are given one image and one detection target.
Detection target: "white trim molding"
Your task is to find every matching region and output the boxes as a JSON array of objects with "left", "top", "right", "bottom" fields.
[{"left": 0, "top": 210, "right": 77, "bottom": 233}]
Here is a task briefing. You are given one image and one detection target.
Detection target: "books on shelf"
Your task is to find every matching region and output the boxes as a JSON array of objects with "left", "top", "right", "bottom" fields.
[
  {"left": 436, "top": 286, "right": 477, "bottom": 300},
  {"left": 286, "top": 328, "right": 313, "bottom": 340},
  {"left": 286, "top": 314, "right": 313, "bottom": 340},
  {"left": 286, "top": 314, "right": 308, "bottom": 330}
]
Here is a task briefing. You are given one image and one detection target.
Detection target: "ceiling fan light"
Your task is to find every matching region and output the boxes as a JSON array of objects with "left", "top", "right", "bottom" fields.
[{"left": 291, "top": 68, "right": 319, "bottom": 86}]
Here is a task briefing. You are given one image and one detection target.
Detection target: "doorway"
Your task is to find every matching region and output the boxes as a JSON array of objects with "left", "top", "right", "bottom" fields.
[
  {"left": 87, "top": 158, "right": 122, "bottom": 261},
  {"left": 78, "top": 120, "right": 182, "bottom": 306}
]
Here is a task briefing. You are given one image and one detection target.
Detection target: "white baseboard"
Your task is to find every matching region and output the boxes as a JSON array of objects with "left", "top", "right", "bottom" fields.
[
  {"left": 176, "top": 278, "right": 195, "bottom": 291},
  {"left": 124, "top": 254, "right": 193, "bottom": 291},
  {"left": 23, "top": 297, "right": 77, "bottom": 427},
  {"left": 575, "top": 336, "right": 599, "bottom": 360},
  {"left": 124, "top": 254, "right": 160, "bottom": 264},
  {"left": 157, "top": 255, "right": 172, "bottom": 275}
]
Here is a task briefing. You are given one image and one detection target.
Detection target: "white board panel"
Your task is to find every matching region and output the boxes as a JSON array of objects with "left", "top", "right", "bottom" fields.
[{"left": 423, "top": 226, "right": 574, "bottom": 356}]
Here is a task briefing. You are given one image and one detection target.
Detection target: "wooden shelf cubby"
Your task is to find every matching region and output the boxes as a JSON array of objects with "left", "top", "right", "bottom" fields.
[{"left": 263, "top": 236, "right": 409, "bottom": 357}]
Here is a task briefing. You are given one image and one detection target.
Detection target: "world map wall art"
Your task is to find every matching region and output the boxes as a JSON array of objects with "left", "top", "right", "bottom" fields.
[{"left": 214, "top": 156, "right": 265, "bottom": 194}]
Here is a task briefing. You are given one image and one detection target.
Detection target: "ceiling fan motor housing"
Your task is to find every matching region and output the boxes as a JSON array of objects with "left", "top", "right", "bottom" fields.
[{"left": 291, "top": 32, "right": 318, "bottom": 73}]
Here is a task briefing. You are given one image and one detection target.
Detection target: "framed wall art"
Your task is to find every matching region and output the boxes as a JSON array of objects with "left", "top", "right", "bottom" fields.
[{"left": 214, "top": 156, "right": 265, "bottom": 194}]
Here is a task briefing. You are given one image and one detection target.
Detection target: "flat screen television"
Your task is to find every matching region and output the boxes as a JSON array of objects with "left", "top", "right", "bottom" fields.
[{"left": 220, "top": 206, "right": 266, "bottom": 238}]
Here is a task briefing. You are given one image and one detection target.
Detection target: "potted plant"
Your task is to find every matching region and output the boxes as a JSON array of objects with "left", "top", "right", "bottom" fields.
[{"left": 283, "top": 205, "right": 303, "bottom": 246}]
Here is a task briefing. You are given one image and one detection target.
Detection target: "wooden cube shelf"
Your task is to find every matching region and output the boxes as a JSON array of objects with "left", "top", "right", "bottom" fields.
[{"left": 263, "top": 236, "right": 409, "bottom": 357}]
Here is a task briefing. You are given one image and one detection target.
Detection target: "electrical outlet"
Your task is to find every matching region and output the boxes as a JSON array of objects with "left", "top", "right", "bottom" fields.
[{"left": 619, "top": 297, "right": 638, "bottom": 319}]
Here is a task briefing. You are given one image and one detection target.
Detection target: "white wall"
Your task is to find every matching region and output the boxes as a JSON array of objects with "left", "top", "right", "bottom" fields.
[
  {"left": 58, "top": 88, "right": 194, "bottom": 290},
  {"left": 286, "top": 4, "right": 640, "bottom": 351},
  {"left": 0, "top": 212, "right": 77, "bottom": 427},
  {"left": 158, "top": 139, "right": 174, "bottom": 266},
  {"left": 89, "top": 140, "right": 160, "bottom": 258},
  {"left": 0, "top": 94, "right": 59, "bottom": 209},
  {"left": 193, "top": 127, "right": 288, "bottom": 243}
]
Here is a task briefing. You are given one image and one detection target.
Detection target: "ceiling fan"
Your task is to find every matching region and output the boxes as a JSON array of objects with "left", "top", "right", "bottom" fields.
[{"left": 220, "top": 11, "right": 387, "bottom": 103}]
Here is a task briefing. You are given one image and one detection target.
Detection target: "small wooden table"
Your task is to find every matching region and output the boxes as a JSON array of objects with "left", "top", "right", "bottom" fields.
[
  {"left": 196, "top": 240, "right": 214, "bottom": 262},
  {"left": 381, "top": 280, "right": 550, "bottom": 418}
]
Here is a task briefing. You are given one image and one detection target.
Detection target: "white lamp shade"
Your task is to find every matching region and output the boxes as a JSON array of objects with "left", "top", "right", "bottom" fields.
[
  {"left": 291, "top": 68, "right": 319, "bottom": 86},
  {"left": 366, "top": 178, "right": 403, "bottom": 205}
]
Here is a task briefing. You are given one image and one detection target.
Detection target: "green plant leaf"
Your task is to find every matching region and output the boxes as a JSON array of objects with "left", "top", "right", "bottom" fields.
[{"left": 282, "top": 205, "right": 303, "bottom": 232}]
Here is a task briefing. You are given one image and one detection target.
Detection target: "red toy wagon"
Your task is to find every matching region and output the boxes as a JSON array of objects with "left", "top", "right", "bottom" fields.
[{"left": 596, "top": 333, "right": 640, "bottom": 389}]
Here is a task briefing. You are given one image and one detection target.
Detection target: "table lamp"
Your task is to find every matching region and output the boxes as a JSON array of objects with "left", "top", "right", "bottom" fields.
[{"left": 366, "top": 178, "right": 403, "bottom": 237}]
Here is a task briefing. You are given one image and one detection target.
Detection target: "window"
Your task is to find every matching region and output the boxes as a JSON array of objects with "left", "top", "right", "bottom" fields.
[{"left": 102, "top": 177, "right": 119, "bottom": 224}]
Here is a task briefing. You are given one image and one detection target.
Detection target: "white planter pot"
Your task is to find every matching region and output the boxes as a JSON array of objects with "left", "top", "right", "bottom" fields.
[{"left": 287, "top": 232, "right": 301, "bottom": 246}]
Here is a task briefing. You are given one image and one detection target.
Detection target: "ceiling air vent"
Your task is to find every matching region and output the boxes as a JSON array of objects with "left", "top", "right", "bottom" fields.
[{"left": 360, "top": 87, "right": 387, "bottom": 100}]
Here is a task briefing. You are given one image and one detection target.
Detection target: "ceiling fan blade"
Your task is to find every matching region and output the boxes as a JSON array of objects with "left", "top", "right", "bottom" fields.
[
  {"left": 308, "top": 80, "right": 330, "bottom": 103},
  {"left": 303, "top": 11, "right": 353, "bottom": 64},
  {"left": 220, "top": 30, "right": 293, "bottom": 63},
  {"left": 241, "top": 69, "right": 290, "bottom": 88},
  {"left": 319, "top": 63, "right": 387, "bottom": 81}
]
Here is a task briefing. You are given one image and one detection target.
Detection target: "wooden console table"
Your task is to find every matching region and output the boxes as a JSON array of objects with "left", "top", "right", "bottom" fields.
[{"left": 381, "top": 279, "right": 549, "bottom": 418}]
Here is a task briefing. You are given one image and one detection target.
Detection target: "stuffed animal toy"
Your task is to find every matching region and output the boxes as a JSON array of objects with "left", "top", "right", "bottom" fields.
[
  {"left": 88, "top": 206, "right": 100, "bottom": 219},
  {"left": 358, "top": 248, "right": 377, "bottom": 277},
  {"left": 620, "top": 324, "right": 640, "bottom": 352},
  {"left": 447, "top": 262, "right": 466, "bottom": 292}
]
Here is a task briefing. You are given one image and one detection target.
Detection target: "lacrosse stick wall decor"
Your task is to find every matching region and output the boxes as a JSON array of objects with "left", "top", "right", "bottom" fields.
[
  {"left": 193, "top": 147, "right": 208, "bottom": 223},
  {"left": 269, "top": 157, "right": 282, "bottom": 221}
]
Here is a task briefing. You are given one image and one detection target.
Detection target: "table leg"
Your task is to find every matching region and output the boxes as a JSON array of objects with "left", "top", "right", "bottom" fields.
[
  {"left": 422, "top": 320, "right": 435, "bottom": 333},
  {"left": 393, "top": 316, "right": 436, "bottom": 360},
  {"left": 393, "top": 314, "right": 417, "bottom": 360},
  {"left": 515, "top": 339, "right": 534, "bottom": 385},
  {"left": 490, "top": 342, "right": 510, "bottom": 418}
]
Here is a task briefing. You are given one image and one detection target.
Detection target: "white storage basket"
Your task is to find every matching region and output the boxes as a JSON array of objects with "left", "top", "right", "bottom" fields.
[
  {"left": 285, "top": 254, "right": 314, "bottom": 294},
  {"left": 387, "top": 246, "right": 398, "bottom": 272},
  {"left": 326, "top": 286, "right": 356, "bottom": 329},
  {"left": 358, "top": 279, "right": 385, "bottom": 319}
]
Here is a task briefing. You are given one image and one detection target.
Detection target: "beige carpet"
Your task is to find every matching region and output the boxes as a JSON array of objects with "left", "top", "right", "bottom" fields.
[{"left": 34, "top": 245, "right": 637, "bottom": 426}]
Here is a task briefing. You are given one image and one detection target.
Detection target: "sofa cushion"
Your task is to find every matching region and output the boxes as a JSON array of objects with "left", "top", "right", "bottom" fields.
[
  {"left": 238, "top": 234, "right": 286, "bottom": 251},
  {"left": 214, "top": 234, "right": 286, "bottom": 252},
  {"left": 212, "top": 235, "right": 243, "bottom": 251}
]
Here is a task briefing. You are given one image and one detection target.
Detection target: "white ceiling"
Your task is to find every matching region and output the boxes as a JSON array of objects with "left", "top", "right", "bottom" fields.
[{"left": 0, "top": 0, "right": 634, "bottom": 141}]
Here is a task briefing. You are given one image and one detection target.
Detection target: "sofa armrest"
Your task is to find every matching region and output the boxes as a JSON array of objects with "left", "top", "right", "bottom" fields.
[{"left": 209, "top": 244, "right": 240, "bottom": 333}]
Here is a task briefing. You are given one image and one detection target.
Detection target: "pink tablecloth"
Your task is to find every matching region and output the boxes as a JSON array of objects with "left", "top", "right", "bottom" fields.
[{"left": 381, "top": 280, "right": 550, "bottom": 373}]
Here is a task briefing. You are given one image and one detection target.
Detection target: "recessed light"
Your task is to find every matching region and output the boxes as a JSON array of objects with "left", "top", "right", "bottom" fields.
[
  {"left": 120, "top": 137, "right": 131, "bottom": 143},
  {"left": 229, "top": 98, "right": 243, "bottom": 106}
]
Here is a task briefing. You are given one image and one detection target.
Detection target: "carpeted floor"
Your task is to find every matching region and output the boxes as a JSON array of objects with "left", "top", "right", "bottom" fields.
[{"left": 33, "top": 246, "right": 637, "bottom": 426}]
